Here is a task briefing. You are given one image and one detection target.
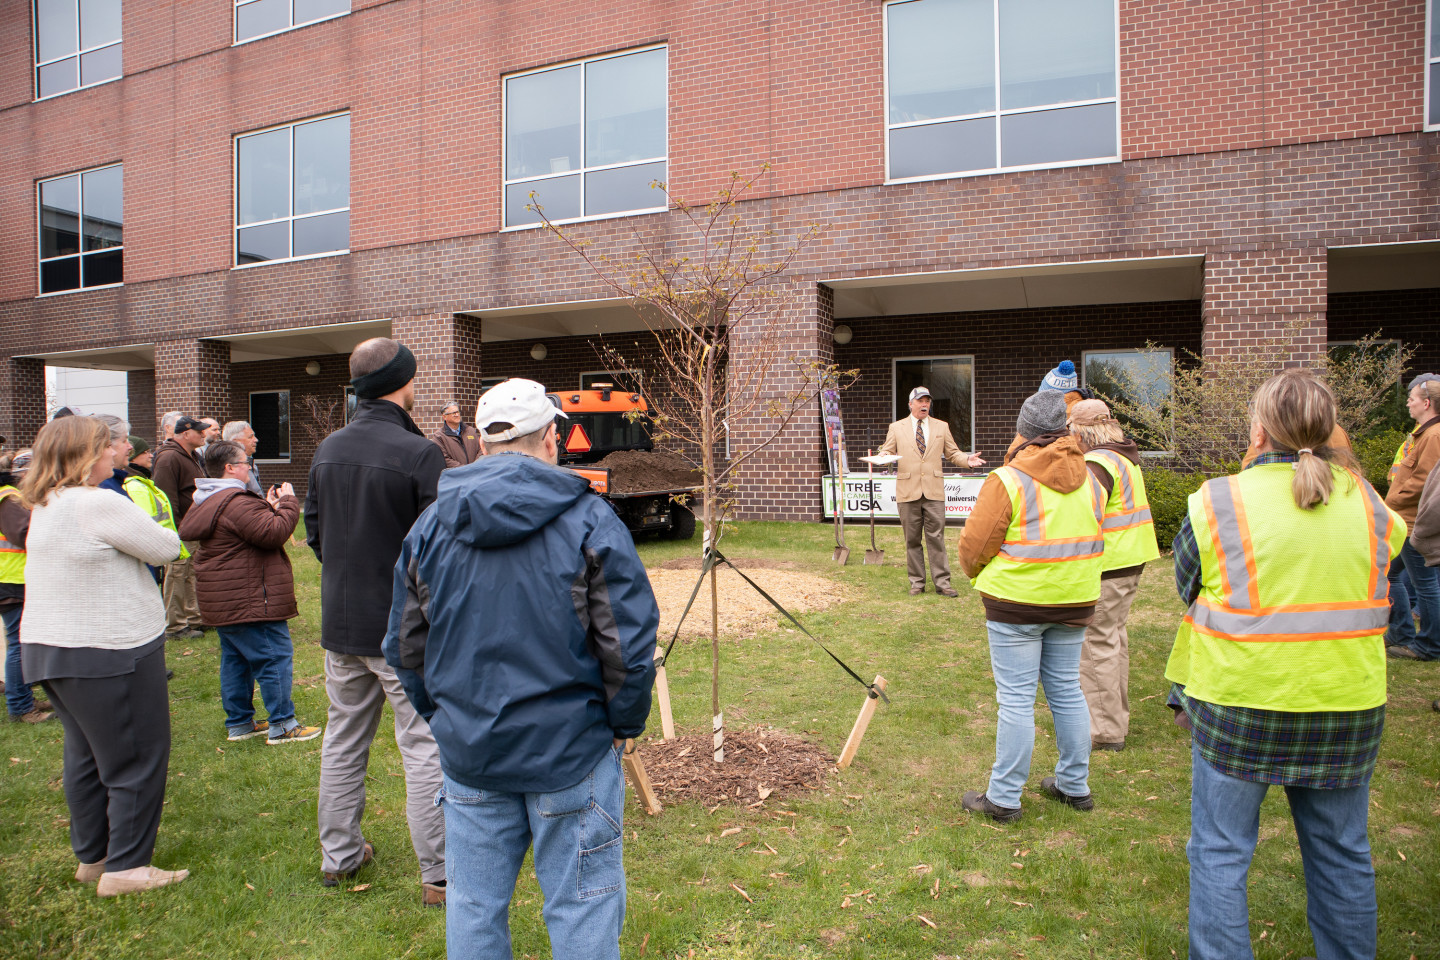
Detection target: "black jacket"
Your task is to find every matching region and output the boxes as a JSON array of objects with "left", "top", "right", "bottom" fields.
[{"left": 305, "top": 399, "right": 445, "bottom": 657}]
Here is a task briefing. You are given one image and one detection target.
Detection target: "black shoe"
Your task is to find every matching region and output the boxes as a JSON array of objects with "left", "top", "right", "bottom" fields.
[
  {"left": 1432, "top": 699, "right": 1439, "bottom": 713},
  {"left": 322, "top": 842, "right": 375, "bottom": 887},
  {"left": 1091, "top": 740, "right": 1125, "bottom": 752},
  {"left": 961, "top": 790, "right": 1021, "bottom": 824},
  {"left": 1040, "top": 776, "right": 1095, "bottom": 811},
  {"left": 165, "top": 669, "right": 174, "bottom": 680}
]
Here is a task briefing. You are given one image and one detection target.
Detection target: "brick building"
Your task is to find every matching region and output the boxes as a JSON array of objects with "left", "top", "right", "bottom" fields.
[{"left": 1, "top": 0, "right": 1437, "bottom": 517}]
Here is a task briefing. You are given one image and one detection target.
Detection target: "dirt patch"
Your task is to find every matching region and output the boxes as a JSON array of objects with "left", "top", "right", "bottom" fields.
[
  {"left": 960, "top": 872, "right": 989, "bottom": 887},
  {"left": 647, "top": 565, "right": 850, "bottom": 640},
  {"left": 638, "top": 727, "right": 832, "bottom": 808},
  {"left": 659, "top": 557, "right": 797, "bottom": 571},
  {"left": 592, "top": 449, "right": 702, "bottom": 494}
]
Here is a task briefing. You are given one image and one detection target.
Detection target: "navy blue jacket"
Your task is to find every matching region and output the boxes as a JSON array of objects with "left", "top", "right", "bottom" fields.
[{"left": 382, "top": 452, "right": 658, "bottom": 793}]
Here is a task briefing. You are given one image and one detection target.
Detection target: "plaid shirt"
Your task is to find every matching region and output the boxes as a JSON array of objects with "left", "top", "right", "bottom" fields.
[{"left": 1169, "top": 452, "right": 1386, "bottom": 789}]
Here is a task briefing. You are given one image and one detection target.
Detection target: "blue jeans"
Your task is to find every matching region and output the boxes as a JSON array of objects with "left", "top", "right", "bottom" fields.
[
  {"left": 1386, "top": 538, "right": 1440, "bottom": 658},
  {"left": 3, "top": 605, "right": 37, "bottom": 716},
  {"left": 439, "top": 747, "right": 626, "bottom": 960},
  {"left": 216, "top": 621, "right": 297, "bottom": 736},
  {"left": 984, "top": 621, "right": 1090, "bottom": 808},
  {"left": 1187, "top": 741, "right": 1376, "bottom": 960}
]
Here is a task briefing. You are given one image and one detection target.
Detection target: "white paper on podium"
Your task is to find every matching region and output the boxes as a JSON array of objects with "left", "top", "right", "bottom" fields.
[{"left": 858, "top": 454, "right": 901, "bottom": 466}]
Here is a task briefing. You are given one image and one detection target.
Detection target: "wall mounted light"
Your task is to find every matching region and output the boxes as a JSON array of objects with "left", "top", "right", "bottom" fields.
[
  {"left": 832, "top": 324, "right": 853, "bottom": 345},
  {"left": 530, "top": 343, "right": 548, "bottom": 361},
  {"left": 305, "top": 360, "right": 321, "bottom": 376}
]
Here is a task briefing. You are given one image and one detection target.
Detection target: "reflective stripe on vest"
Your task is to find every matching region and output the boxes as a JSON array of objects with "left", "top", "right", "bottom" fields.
[
  {"left": 1087, "top": 449, "right": 1154, "bottom": 531},
  {"left": 994, "top": 468, "right": 1105, "bottom": 563}
]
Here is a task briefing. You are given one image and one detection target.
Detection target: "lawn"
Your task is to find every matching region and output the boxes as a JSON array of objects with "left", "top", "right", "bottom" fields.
[{"left": 1, "top": 521, "right": 1436, "bottom": 959}]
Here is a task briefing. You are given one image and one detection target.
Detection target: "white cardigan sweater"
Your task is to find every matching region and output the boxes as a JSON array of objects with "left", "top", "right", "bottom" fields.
[{"left": 22, "top": 485, "right": 182, "bottom": 649}]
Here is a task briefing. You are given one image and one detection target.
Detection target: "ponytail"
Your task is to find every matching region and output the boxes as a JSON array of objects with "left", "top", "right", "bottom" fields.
[{"left": 1249, "top": 371, "right": 1357, "bottom": 510}]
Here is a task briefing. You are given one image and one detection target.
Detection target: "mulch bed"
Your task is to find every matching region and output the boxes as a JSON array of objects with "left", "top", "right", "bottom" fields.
[
  {"left": 592, "top": 449, "right": 702, "bottom": 494},
  {"left": 637, "top": 727, "right": 833, "bottom": 809}
]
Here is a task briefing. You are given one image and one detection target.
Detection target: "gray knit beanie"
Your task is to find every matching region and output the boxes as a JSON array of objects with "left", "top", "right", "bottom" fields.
[{"left": 1016, "top": 391, "right": 1068, "bottom": 440}]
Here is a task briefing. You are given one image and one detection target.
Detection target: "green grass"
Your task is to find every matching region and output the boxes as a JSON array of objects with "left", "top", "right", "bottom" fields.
[{"left": 1, "top": 521, "right": 1437, "bottom": 959}]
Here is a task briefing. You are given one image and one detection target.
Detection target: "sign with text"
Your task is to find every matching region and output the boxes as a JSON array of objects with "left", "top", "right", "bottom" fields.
[
  {"left": 820, "top": 388, "right": 848, "bottom": 476},
  {"left": 821, "top": 474, "right": 987, "bottom": 520}
]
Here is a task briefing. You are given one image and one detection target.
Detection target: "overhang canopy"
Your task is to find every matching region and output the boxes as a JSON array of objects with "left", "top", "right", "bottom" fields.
[
  {"left": 1328, "top": 241, "right": 1440, "bottom": 294},
  {"left": 18, "top": 342, "right": 155, "bottom": 371},
  {"left": 464, "top": 298, "right": 647, "bottom": 342},
  {"left": 207, "top": 319, "right": 393, "bottom": 363}
]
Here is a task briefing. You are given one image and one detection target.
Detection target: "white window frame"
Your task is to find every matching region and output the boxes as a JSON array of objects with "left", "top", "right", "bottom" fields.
[
  {"left": 248, "top": 389, "right": 291, "bottom": 462},
  {"left": 891, "top": 354, "right": 977, "bottom": 452},
  {"left": 233, "top": 112, "right": 351, "bottom": 270},
  {"left": 881, "top": 0, "right": 1121, "bottom": 184},
  {"left": 1081, "top": 346, "right": 1174, "bottom": 457},
  {"left": 233, "top": 0, "right": 349, "bottom": 46},
  {"left": 32, "top": 0, "right": 123, "bottom": 102},
  {"left": 1427, "top": 0, "right": 1439, "bottom": 132},
  {"left": 501, "top": 44, "right": 669, "bottom": 231},
  {"left": 36, "top": 162, "right": 124, "bottom": 298}
]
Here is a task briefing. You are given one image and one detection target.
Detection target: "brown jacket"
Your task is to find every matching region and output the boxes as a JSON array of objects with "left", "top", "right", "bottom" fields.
[
  {"left": 1386, "top": 416, "right": 1440, "bottom": 524},
  {"left": 1412, "top": 466, "right": 1440, "bottom": 566},
  {"left": 879, "top": 416, "right": 972, "bottom": 502},
  {"left": 430, "top": 425, "right": 482, "bottom": 468},
  {"left": 177, "top": 485, "right": 299, "bottom": 627},
  {"left": 151, "top": 438, "right": 205, "bottom": 522}
]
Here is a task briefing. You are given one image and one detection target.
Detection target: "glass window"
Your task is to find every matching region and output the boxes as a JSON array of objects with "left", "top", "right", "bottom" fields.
[
  {"left": 235, "top": 0, "right": 348, "bottom": 43},
  {"left": 38, "top": 163, "right": 123, "bottom": 295},
  {"left": 893, "top": 356, "right": 974, "bottom": 451},
  {"left": 504, "top": 47, "right": 667, "bottom": 227},
  {"left": 235, "top": 114, "right": 349, "bottom": 266},
  {"left": 1428, "top": 0, "right": 1439, "bottom": 128},
  {"left": 249, "top": 391, "right": 291, "bottom": 460},
  {"left": 34, "top": 0, "right": 122, "bottom": 99},
  {"left": 1082, "top": 349, "right": 1173, "bottom": 450},
  {"left": 886, "top": 0, "right": 1117, "bottom": 180}
]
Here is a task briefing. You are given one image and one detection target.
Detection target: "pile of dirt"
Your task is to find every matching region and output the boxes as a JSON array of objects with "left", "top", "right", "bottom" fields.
[
  {"left": 593, "top": 449, "right": 702, "bottom": 494},
  {"left": 638, "top": 727, "right": 833, "bottom": 808},
  {"left": 646, "top": 565, "right": 850, "bottom": 639}
]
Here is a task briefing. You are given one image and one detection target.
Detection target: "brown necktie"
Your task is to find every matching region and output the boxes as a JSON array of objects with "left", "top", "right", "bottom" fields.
[{"left": 915, "top": 420, "right": 926, "bottom": 457}]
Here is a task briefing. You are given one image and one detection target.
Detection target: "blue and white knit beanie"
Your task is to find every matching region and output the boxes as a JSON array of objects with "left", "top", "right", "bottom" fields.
[{"left": 1040, "top": 360, "right": 1078, "bottom": 392}]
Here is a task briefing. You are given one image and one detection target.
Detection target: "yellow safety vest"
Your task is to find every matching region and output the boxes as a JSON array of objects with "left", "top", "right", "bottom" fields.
[
  {"left": 1164, "top": 464, "right": 1404, "bottom": 712},
  {"left": 0, "top": 486, "right": 25, "bottom": 585},
  {"left": 1084, "top": 450, "right": 1161, "bottom": 571},
  {"left": 973, "top": 466, "right": 1106, "bottom": 605},
  {"left": 123, "top": 475, "right": 189, "bottom": 560},
  {"left": 1388, "top": 435, "right": 1409, "bottom": 483}
]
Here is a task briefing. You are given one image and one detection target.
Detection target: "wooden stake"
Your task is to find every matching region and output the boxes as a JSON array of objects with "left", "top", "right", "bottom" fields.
[
  {"left": 621, "top": 741, "right": 663, "bottom": 816},
  {"left": 653, "top": 649, "right": 675, "bottom": 741},
  {"left": 836, "top": 675, "right": 888, "bottom": 771}
]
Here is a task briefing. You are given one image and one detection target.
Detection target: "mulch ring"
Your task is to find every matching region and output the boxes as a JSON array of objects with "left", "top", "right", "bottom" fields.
[{"left": 637, "top": 727, "right": 833, "bottom": 809}]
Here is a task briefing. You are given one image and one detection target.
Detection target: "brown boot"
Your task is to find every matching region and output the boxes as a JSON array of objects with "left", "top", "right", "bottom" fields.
[
  {"left": 9, "top": 707, "right": 53, "bottom": 724},
  {"left": 322, "top": 842, "right": 375, "bottom": 887},
  {"left": 422, "top": 881, "right": 446, "bottom": 907}
]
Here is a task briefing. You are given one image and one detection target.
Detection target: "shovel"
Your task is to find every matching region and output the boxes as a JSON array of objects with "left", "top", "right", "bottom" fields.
[
  {"left": 863, "top": 452, "right": 884, "bottom": 565},
  {"left": 832, "top": 438, "right": 850, "bottom": 565}
]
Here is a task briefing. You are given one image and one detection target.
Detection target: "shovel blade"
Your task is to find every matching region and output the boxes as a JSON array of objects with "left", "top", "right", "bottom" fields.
[
  {"left": 834, "top": 545, "right": 850, "bottom": 564},
  {"left": 863, "top": 548, "right": 884, "bottom": 565}
]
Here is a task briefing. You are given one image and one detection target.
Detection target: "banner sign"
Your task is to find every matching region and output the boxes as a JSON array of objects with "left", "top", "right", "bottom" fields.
[
  {"left": 821, "top": 473, "right": 987, "bottom": 520},
  {"left": 820, "top": 388, "right": 848, "bottom": 476}
]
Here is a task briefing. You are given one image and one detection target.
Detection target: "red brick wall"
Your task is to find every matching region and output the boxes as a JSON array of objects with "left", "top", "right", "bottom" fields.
[
  {"left": 226, "top": 352, "right": 352, "bottom": 495},
  {"left": 126, "top": 368, "right": 157, "bottom": 444},
  {"left": 0, "top": 357, "right": 46, "bottom": 449},
  {"left": 154, "top": 339, "right": 231, "bottom": 431}
]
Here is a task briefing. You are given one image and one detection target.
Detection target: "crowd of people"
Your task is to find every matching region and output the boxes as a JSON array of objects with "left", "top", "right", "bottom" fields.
[{"left": 2, "top": 341, "right": 1438, "bottom": 959}]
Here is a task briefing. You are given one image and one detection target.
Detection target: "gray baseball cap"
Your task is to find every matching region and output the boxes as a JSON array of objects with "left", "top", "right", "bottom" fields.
[{"left": 908, "top": 386, "right": 931, "bottom": 402}]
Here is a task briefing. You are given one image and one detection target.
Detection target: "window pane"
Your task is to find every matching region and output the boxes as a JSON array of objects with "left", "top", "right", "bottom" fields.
[
  {"left": 585, "top": 49, "right": 666, "bottom": 167},
  {"left": 583, "top": 161, "right": 665, "bottom": 216},
  {"left": 1433, "top": 0, "right": 1440, "bottom": 57},
  {"left": 1431, "top": 63, "right": 1440, "bottom": 127},
  {"left": 37, "top": 0, "right": 78, "bottom": 62},
  {"left": 888, "top": 0, "right": 994, "bottom": 123},
  {"left": 293, "top": 210, "right": 348, "bottom": 257},
  {"left": 294, "top": 115, "right": 349, "bottom": 215},
  {"left": 81, "top": 249, "right": 122, "bottom": 286},
  {"left": 505, "top": 174, "right": 579, "bottom": 226},
  {"left": 1000, "top": 0, "right": 1115, "bottom": 109},
  {"left": 236, "top": 0, "right": 289, "bottom": 42},
  {"left": 40, "top": 176, "right": 80, "bottom": 258},
  {"left": 81, "top": 165, "right": 123, "bottom": 251},
  {"left": 1000, "top": 101, "right": 1114, "bottom": 167},
  {"left": 1084, "top": 351, "right": 1172, "bottom": 448},
  {"left": 249, "top": 391, "right": 290, "bottom": 459},
  {"left": 237, "top": 221, "right": 289, "bottom": 263},
  {"left": 237, "top": 127, "right": 290, "bottom": 225},
  {"left": 41, "top": 257, "right": 80, "bottom": 294},
  {"left": 894, "top": 358, "right": 973, "bottom": 450},
  {"left": 80, "top": 0, "right": 122, "bottom": 48},
  {"left": 889, "top": 117, "right": 995, "bottom": 179},
  {"left": 38, "top": 57, "right": 78, "bottom": 98},
  {"left": 79, "top": 43, "right": 121, "bottom": 86},
  {"left": 505, "top": 65, "right": 581, "bottom": 180},
  {"left": 294, "top": 0, "right": 349, "bottom": 24}
]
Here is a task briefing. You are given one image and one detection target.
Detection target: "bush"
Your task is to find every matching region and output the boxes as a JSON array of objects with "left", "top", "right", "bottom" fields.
[
  {"left": 1141, "top": 465, "right": 1219, "bottom": 551},
  {"left": 1354, "top": 427, "right": 1408, "bottom": 496}
]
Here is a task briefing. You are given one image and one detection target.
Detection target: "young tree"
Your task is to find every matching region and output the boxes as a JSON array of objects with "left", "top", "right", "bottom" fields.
[{"left": 535, "top": 167, "right": 854, "bottom": 762}]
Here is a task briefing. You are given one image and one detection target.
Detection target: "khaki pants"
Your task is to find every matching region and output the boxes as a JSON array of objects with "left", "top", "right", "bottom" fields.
[
  {"left": 898, "top": 497, "right": 951, "bottom": 591},
  {"left": 1079, "top": 571, "right": 1142, "bottom": 744},
  {"left": 162, "top": 546, "right": 202, "bottom": 634}
]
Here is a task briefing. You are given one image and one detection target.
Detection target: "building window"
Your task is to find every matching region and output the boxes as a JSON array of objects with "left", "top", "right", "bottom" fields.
[
  {"left": 885, "top": 0, "right": 1117, "bottom": 181},
  {"left": 580, "top": 370, "right": 644, "bottom": 394},
  {"left": 38, "top": 163, "right": 123, "bottom": 295},
  {"left": 893, "top": 356, "right": 975, "bottom": 451},
  {"left": 235, "top": 0, "right": 348, "bottom": 43},
  {"left": 250, "top": 390, "right": 291, "bottom": 460},
  {"left": 504, "top": 46, "right": 667, "bottom": 228},
  {"left": 34, "top": 0, "right": 122, "bottom": 99},
  {"left": 1082, "top": 348, "right": 1172, "bottom": 450},
  {"left": 235, "top": 113, "right": 349, "bottom": 266},
  {"left": 1428, "top": 0, "right": 1439, "bottom": 128}
]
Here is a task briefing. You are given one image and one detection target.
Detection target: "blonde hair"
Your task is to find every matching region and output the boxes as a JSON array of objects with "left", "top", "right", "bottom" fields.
[
  {"left": 1070, "top": 419, "right": 1123, "bottom": 450},
  {"left": 1250, "top": 370, "right": 1357, "bottom": 510},
  {"left": 19, "top": 417, "right": 110, "bottom": 508}
]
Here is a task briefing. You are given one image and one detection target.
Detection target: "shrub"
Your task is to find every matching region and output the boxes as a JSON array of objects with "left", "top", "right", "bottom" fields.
[
  {"left": 1355, "top": 427, "right": 1408, "bottom": 496},
  {"left": 1141, "top": 465, "right": 1214, "bottom": 552}
]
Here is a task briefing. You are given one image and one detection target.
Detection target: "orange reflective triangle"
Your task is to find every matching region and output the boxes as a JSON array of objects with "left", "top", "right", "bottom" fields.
[{"left": 565, "top": 423, "right": 592, "bottom": 453}]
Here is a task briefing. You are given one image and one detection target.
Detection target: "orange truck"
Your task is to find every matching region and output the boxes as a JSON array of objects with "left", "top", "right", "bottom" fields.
[{"left": 547, "top": 385, "right": 697, "bottom": 540}]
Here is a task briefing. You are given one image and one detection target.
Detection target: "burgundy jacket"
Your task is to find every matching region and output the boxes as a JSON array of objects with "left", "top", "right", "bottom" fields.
[{"left": 178, "top": 486, "right": 299, "bottom": 627}]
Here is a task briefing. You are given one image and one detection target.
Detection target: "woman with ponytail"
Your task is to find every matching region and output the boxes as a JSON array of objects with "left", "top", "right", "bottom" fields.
[{"left": 1164, "top": 370, "right": 1404, "bottom": 960}]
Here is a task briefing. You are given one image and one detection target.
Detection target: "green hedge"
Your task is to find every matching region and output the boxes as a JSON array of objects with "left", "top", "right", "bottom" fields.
[{"left": 1355, "top": 427, "right": 1407, "bottom": 497}]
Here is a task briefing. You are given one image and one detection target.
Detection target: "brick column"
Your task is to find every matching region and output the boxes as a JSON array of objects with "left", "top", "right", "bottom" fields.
[
  {"left": 731, "top": 282, "right": 834, "bottom": 520},
  {"left": 0, "top": 357, "right": 47, "bottom": 448},
  {"left": 127, "top": 368, "right": 157, "bottom": 444},
  {"left": 154, "top": 339, "right": 231, "bottom": 424},
  {"left": 1202, "top": 249, "right": 1327, "bottom": 366},
  {"left": 392, "top": 314, "right": 483, "bottom": 431}
]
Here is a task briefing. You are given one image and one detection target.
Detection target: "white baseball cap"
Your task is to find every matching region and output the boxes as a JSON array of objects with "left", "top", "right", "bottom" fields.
[
  {"left": 908, "top": 386, "right": 931, "bottom": 401},
  {"left": 474, "top": 378, "right": 568, "bottom": 442}
]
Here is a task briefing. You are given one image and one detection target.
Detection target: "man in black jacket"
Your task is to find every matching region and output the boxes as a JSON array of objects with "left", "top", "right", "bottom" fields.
[{"left": 305, "top": 337, "right": 447, "bottom": 907}]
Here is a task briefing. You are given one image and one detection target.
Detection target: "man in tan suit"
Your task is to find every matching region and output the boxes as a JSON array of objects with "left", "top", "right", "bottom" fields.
[{"left": 881, "top": 386, "right": 986, "bottom": 596}]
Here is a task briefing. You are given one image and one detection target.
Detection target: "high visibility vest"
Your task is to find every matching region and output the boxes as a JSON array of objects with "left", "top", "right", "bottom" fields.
[
  {"left": 123, "top": 475, "right": 189, "bottom": 560},
  {"left": 1388, "top": 435, "right": 1410, "bottom": 483},
  {"left": 0, "top": 486, "right": 25, "bottom": 585},
  {"left": 973, "top": 466, "right": 1106, "bottom": 605},
  {"left": 1164, "top": 464, "right": 1404, "bottom": 712},
  {"left": 1084, "top": 450, "right": 1161, "bottom": 571}
]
